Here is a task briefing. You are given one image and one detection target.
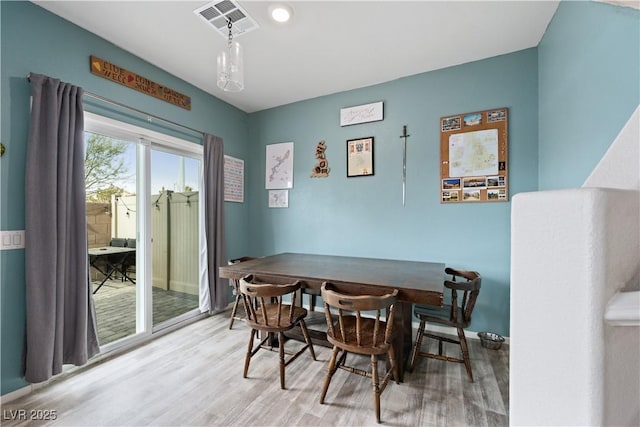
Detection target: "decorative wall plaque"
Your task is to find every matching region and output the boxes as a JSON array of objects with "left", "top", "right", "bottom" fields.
[
  {"left": 90, "top": 55, "right": 191, "bottom": 110},
  {"left": 311, "top": 140, "right": 330, "bottom": 178}
]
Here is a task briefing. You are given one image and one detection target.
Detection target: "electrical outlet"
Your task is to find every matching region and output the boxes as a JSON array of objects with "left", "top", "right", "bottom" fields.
[{"left": 0, "top": 230, "right": 25, "bottom": 250}]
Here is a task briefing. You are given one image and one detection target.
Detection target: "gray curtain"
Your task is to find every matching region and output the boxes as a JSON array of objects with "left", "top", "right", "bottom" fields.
[
  {"left": 24, "top": 73, "right": 99, "bottom": 383},
  {"left": 203, "top": 133, "right": 226, "bottom": 312}
]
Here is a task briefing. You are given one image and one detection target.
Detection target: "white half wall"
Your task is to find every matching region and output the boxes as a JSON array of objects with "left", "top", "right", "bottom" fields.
[
  {"left": 584, "top": 105, "right": 640, "bottom": 426},
  {"left": 511, "top": 104, "right": 640, "bottom": 426},
  {"left": 510, "top": 188, "right": 639, "bottom": 426}
]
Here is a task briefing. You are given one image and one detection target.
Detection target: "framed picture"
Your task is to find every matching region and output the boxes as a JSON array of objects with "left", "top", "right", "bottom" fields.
[
  {"left": 265, "top": 142, "right": 294, "bottom": 189},
  {"left": 223, "top": 155, "right": 244, "bottom": 203},
  {"left": 347, "top": 137, "right": 374, "bottom": 177},
  {"left": 268, "top": 190, "right": 288, "bottom": 208},
  {"left": 340, "top": 101, "right": 384, "bottom": 126}
]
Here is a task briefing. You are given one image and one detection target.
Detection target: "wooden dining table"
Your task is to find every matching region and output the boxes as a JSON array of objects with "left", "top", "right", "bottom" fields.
[{"left": 219, "top": 252, "right": 445, "bottom": 380}]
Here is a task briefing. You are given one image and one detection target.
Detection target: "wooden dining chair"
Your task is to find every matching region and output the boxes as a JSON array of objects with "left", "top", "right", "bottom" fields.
[
  {"left": 227, "top": 257, "right": 257, "bottom": 329},
  {"left": 319, "top": 282, "right": 399, "bottom": 424},
  {"left": 408, "top": 267, "right": 481, "bottom": 382},
  {"left": 239, "top": 274, "right": 316, "bottom": 389}
]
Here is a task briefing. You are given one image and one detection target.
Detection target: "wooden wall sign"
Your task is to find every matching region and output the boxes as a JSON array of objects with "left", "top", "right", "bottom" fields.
[
  {"left": 90, "top": 55, "right": 191, "bottom": 110},
  {"left": 440, "top": 107, "right": 508, "bottom": 203}
]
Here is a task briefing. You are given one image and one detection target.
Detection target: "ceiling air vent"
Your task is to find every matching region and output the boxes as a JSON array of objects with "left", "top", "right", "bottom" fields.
[{"left": 194, "top": 0, "right": 259, "bottom": 38}]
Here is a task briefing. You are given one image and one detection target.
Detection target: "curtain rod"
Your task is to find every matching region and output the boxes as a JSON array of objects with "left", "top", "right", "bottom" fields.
[{"left": 26, "top": 73, "right": 204, "bottom": 136}]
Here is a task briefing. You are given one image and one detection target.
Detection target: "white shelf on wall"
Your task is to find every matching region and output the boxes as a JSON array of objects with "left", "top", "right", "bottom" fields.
[{"left": 605, "top": 290, "right": 640, "bottom": 326}]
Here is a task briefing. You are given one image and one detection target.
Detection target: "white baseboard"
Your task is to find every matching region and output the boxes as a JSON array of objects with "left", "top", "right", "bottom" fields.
[
  {"left": 0, "top": 375, "right": 57, "bottom": 403},
  {"left": 1, "top": 385, "right": 33, "bottom": 403}
]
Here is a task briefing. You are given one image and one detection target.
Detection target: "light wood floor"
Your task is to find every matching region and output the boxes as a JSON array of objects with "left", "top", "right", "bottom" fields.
[{"left": 2, "top": 312, "right": 509, "bottom": 426}]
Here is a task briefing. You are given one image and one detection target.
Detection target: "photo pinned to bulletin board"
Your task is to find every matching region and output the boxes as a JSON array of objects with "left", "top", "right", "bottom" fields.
[{"left": 440, "top": 107, "right": 508, "bottom": 203}]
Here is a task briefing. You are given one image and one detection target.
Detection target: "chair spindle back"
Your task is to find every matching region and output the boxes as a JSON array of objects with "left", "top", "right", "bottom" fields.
[
  {"left": 444, "top": 267, "right": 481, "bottom": 323},
  {"left": 239, "top": 274, "right": 300, "bottom": 328},
  {"left": 321, "top": 283, "right": 398, "bottom": 349}
]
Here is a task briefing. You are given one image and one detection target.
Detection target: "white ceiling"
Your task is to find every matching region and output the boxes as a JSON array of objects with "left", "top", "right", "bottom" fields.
[{"left": 33, "top": 1, "right": 560, "bottom": 113}]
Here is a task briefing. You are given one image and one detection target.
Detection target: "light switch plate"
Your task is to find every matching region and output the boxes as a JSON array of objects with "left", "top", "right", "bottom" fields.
[{"left": 0, "top": 230, "right": 25, "bottom": 250}]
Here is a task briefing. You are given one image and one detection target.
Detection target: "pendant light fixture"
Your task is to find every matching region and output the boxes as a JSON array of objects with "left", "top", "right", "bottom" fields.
[{"left": 217, "top": 19, "right": 244, "bottom": 92}]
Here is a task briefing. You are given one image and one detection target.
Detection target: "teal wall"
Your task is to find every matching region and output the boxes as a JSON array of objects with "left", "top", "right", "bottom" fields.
[
  {"left": 1, "top": 2, "right": 250, "bottom": 395},
  {"left": 248, "top": 49, "right": 539, "bottom": 341},
  {"left": 538, "top": 1, "right": 640, "bottom": 190}
]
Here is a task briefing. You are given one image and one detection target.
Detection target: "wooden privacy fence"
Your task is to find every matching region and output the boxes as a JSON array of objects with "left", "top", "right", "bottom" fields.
[
  {"left": 86, "top": 202, "right": 112, "bottom": 248},
  {"left": 90, "top": 190, "right": 200, "bottom": 296}
]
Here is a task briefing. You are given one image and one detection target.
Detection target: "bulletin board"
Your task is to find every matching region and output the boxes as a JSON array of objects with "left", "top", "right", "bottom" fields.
[{"left": 440, "top": 107, "right": 508, "bottom": 203}]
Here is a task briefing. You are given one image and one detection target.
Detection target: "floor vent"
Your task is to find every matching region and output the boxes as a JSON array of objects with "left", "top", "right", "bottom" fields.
[{"left": 194, "top": 0, "right": 259, "bottom": 38}]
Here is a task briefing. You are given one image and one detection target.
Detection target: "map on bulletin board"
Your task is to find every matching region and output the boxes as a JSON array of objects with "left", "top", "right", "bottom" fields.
[
  {"left": 440, "top": 108, "right": 508, "bottom": 203},
  {"left": 448, "top": 129, "right": 499, "bottom": 177}
]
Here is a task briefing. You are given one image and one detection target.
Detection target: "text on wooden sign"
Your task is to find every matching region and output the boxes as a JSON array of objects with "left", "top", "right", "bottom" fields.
[{"left": 90, "top": 55, "right": 191, "bottom": 110}]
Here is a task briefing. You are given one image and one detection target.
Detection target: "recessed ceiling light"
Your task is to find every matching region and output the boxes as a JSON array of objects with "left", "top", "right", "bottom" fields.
[{"left": 269, "top": 4, "right": 293, "bottom": 23}]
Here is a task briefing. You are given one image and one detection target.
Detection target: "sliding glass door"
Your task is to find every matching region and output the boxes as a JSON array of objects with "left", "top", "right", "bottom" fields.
[{"left": 84, "top": 113, "right": 203, "bottom": 348}]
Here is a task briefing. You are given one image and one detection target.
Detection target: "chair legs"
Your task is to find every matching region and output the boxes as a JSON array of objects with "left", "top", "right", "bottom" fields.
[
  {"left": 371, "top": 354, "right": 381, "bottom": 424},
  {"left": 408, "top": 319, "right": 426, "bottom": 372},
  {"left": 457, "top": 327, "right": 473, "bottom": 382},
  {"left": 319, "top": 346, "right": 340, "bottom": 404},
  {"left": 243, "top": 323, "right": 316, "bottom": 390},
  {"left": 243, "top": 328, "right": 257, "bottom": 378},
  {"left": 299, "top": 319, "right": 317, "bottom": 361},
  {"left": 228, "top": 293, "right": 242, "bottom": 329},
  {"left": 278, "top": 332, "right": 286, "bottom": 389},
  {"left": 409, "top": 319, "right": 474, "bottom": 382},
  {"left": 320, "top": 347, "right": 397, "bottom": 424}
]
